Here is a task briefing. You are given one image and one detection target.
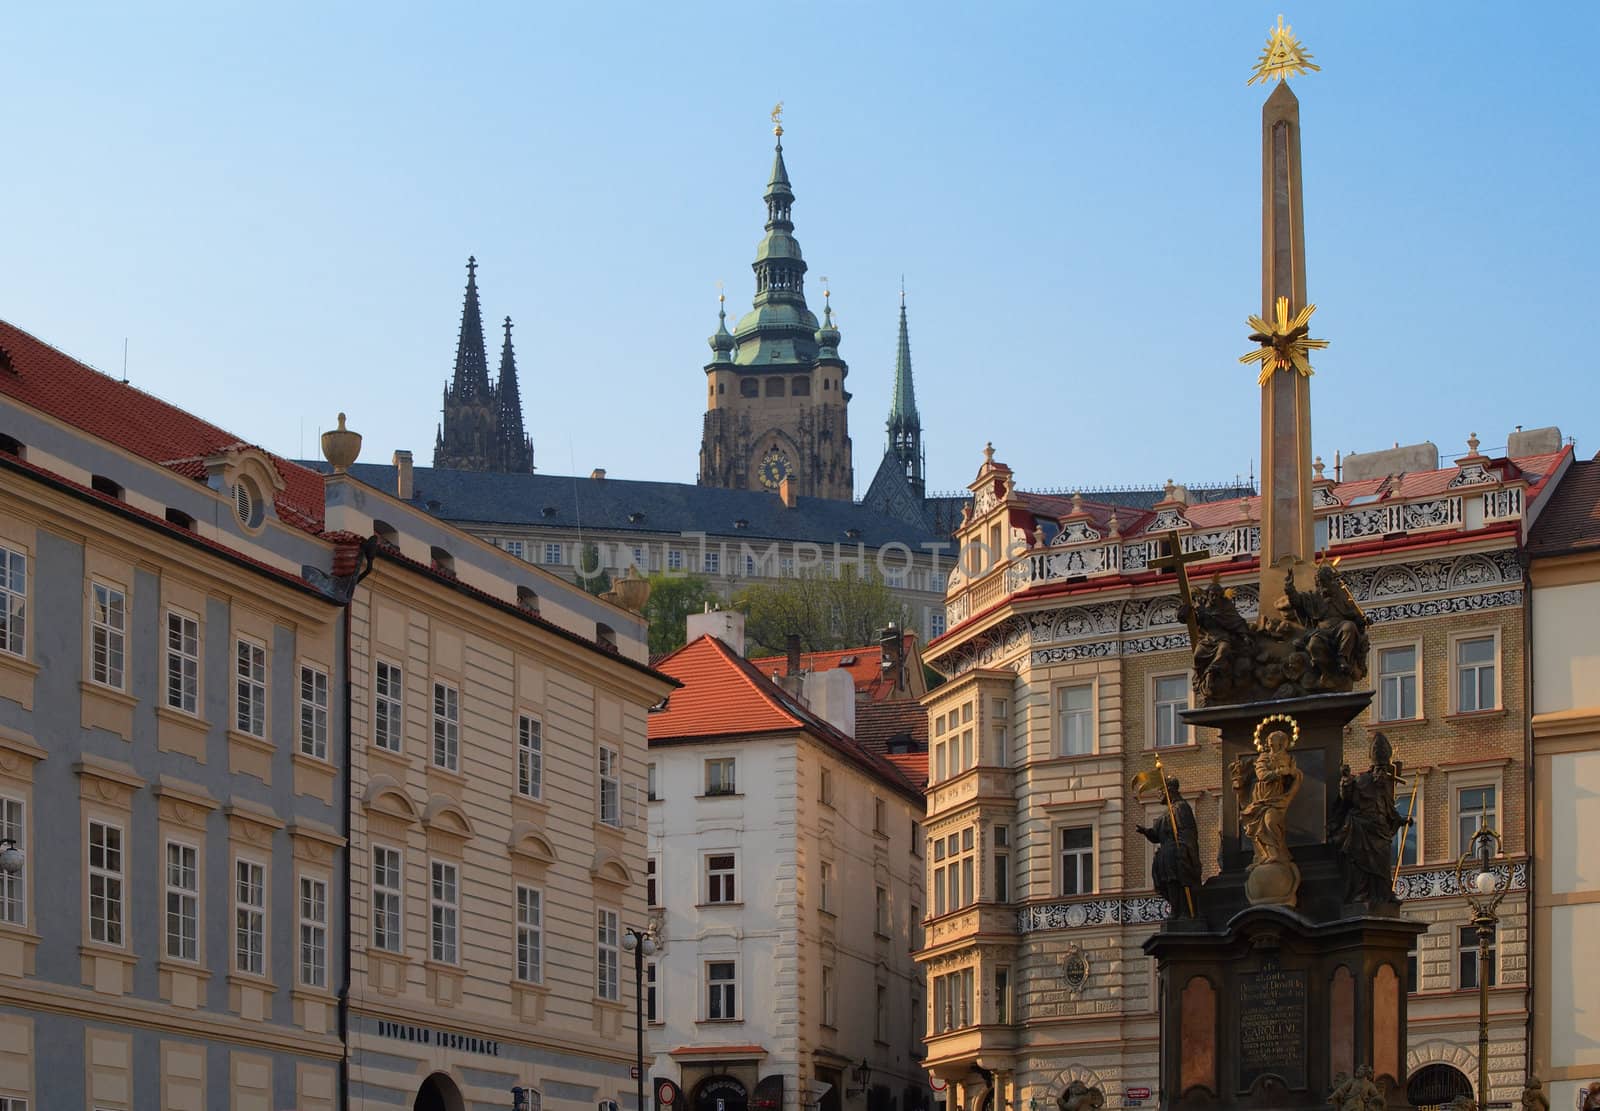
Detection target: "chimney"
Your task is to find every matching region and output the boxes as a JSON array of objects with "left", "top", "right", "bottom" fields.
[
  {"left": 591, "top": 468, "right": 607, "bottom": 481},
  {"left": 685, "top": 606, "right": 746, "bottom": 656},
  {"left": 800, "top": 669, "right": 857, "bottom": 738},
  {"left": 393, "top": 450, "right": 414, "bottom": 501},
  {"left": 778, "top": 474, "right": 798, "bottom": 509},
  {"left": 879, "top": 622, "right": 904, "bottom": 689},
  {"left": 786, "top": 633, "right": 803, "bottom": 677}
]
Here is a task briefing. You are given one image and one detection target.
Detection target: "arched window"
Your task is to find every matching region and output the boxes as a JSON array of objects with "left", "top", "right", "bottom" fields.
[
  {"left": 765, "top": 378, "right": 786, "bottom": 398},
  {"left": 91, "top": 474, "right": 124, "bottom": 500},
  {"left": 372, "top": 520, "right": 399, "bottom": 548},
  {"left": 517, "top": 586, "right": 540, "bottom": 614},
  {"left": 430, "top": 546, "right": 455, "bottom": 577},
  {"left": 740, "top": 378, "right": 759, "bottom": 398},
  {"left": 0, "top": 433, "right": 22, "bottom": 458},
  {"left": 596, "top": 623, "right": 618, "bottom": 652},
  {"left": 165, "top": 507, "right": 196, "bottom": 530}
]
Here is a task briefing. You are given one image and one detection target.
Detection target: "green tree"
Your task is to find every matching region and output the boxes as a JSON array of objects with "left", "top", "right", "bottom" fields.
[
  {"left": 576, "top": 541, "right": 611, "bottom": 596},
  {"left": 736, "top": 566, "right": 907, "bottom": 657},
  {"left": 643, "top": 572, "right": 720, "bottom": 656}
]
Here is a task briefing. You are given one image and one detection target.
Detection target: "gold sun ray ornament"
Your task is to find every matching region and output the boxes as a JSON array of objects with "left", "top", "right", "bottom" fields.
[
  {"left": 1248, "top": 14, "right": 1321, "bottom": 86},
  {"left": 1240, "top": 295, "right": 1330, "bottom": 386}
]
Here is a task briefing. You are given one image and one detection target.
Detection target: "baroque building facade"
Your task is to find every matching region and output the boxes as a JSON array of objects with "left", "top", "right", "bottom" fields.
[
  {"left": 433, "top": 256, "right": 534, "bottom": 474},
  {"left": 698, "top": 131, "right": 853, "bottom": 501},
  {"left": 645, "top": 612, "right": 929, "bottom": 1111},
  {"left": 915, "top": 431, "right": 1571, "bottom": 1111},
  {"left": 0, "top": 320, "right": 347, "bottom": 1109}
]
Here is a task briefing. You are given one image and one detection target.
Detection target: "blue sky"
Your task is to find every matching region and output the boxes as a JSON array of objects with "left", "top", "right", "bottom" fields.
[{"left": 3, "top": 3, "right": 1596, "bottom": 496}]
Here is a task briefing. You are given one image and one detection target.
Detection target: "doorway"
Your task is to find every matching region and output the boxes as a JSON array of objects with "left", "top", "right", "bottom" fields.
[
  {"left": 415, "top": 1072, "right": 466, "bottom": 1111},
  {"left": 1406, "top": 1064, "right": 1474, "bottom": 1108}
]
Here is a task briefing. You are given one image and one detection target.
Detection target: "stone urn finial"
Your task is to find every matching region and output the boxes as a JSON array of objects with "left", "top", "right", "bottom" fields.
[
  {"left": 603, "top": 564, "right": 652, "bottom": 613},
  {"left": 320, "top": 413, "right": 362, "bottom": 473}
]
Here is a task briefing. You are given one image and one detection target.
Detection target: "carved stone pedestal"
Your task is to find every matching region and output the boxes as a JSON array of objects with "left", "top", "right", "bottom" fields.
[{"left": 1146, "top": 907, "right": 1424, "bottom": 1111}]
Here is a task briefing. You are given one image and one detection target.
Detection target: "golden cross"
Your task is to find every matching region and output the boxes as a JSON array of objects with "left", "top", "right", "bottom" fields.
[{"left": 1148, "top": 529, "right": 1208, "bottom": 645}]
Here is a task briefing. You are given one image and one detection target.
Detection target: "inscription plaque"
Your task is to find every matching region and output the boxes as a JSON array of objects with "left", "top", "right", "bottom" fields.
[{"left": 1236, "top": 959, "right": 1307, "bottom": 1093}]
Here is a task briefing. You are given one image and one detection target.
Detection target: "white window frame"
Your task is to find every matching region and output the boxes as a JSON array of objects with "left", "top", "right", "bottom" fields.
[
  {"left": 705, "top": 851, "right": 738, "bottom": 905},
  {"left": 876, "top": 983, "right": 889, "bottom": 1041},
  {"left": 234, "top": 856, "right": 266, "bottom": 976},
  {"left": 1454, "top": 782, "right": 1500, "bottom": 860},
  {"left": 432, "top": 680, "right": 460, "bottom": 771},
  {"left": 1151, "top": 672, "right": 1190, "bottom": 748},
  {"left": 0, "top": 797, "right": 24, "bottom": 926},
  {"left": 1056, "top": 683, "right": 1096, "bottom": 756},
  {"left": 646, "top": 958, "right": 661, "bottom": 1024},
  {"left": 374, "top": 660, "right": 404, "bottom": 752},
  {"left": 598, "top": 745, "right": 621, "bottom": 827},
  {"left": 543, "top": 542, "right": 564, "bottom": 565},
  {"left": 993, "top": 823, "right": 1010, "bottom": 903},
  {"left": 819, "top": 860, "right": 833, "bottom": 913},
  {"left": 932, "top": 827, "right": 976, "bottom": 916},
  {"left": 875, "top": 885, "right": 889, "bottom": 936},
  {"left": 705, "top": 958, "right": 738, "bottom": 1020},
  {"left": 165, "top": 609, "right": 200, "bottom": 715},
  {"left": 1373, "top": 639, "right": 1423, "bottom": 723},
  {"left": 1450, "top": 629, "right": 1502, "bottom": 714},
  {"left": 667, "top": 548, "right": 684, "bottom": 572},
  {"left": 1058, "top": 823, "right": 1096, "bottom": 896},
  {"left": 89, "top": 581, "right": 127, "bottom": 690},
  {"left": 647, "top": 857, "right": 661, "bottom": 908},
  {"left": 819, "top": 767, "right": 834, "bottom": 806},
  {"left": 822, "top": 964, "right": 837, "bottom": 1027},
  {"left": 88, "top": 818, "right": 124, "bottom": 946},
  {"left": 0, "top": 543, "right": 25, "bottom": 658},
  {"left": 516, "top": 885, "right": 543, "bottom": 983},
  {"left": 299, "top": 663, "right": 329, "bottom": 760},
  {"left": 992, "top": 697, "right": 1010, "bottom": 766},
  {"left": 1393, "top": 781, "right": 1423, "bottom": 868},
  {"left": 299, "top": 874, "right": 328, "bottom": 988},
  {"left": 994, "top": 964, "right": 1012, "bottom": 1024},
  {"left": 165, "top": 839, "right": 199, "bottom": 962},
  {"left": 1457, "top": 922, "right": 1497, "bottom": 990},
  {"left": 430, "top": 860, "right": 459, "bottom": 964},
  {"left": 235, "top": 637, "right": 267, "bottom": 738},
  {"left": 703, "top": 549, "right": 721, "bottom": 575},
  {"left": 518, "top": 714, "right": 543, "bottom": 799},
  {"left": 371, "top": 845, "right": 403, "bottom": 952},
  {"left": 596, "top": 908, "right": 620, "bottom": 1001},
  {"left": 705, "top": 757, "right": 737, "bottom": 796}
]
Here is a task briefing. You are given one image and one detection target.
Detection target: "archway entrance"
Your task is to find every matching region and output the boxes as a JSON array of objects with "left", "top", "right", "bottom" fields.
[
  {"left": 694, "top": 1074, "right": 749, "bottom": 1111},
  {"left": 415, "top": 1072, "right": 466, "bottom": 1111},
  {"left": 1407, "top": 1064, "right": 1474, "bottom": 1108}
]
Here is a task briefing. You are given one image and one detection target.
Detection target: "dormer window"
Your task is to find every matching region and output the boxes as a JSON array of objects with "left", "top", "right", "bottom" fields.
[
  {"left": 0, "top": 433, "right": 21, "bottom": 458},
  {"left": 165, "top": 507, "right": 196, "bottom": 530},
  {"left": 91, "top": 474, "right": 124, "bottom": 501},
  {"left": 541, "top": 506, "right": 558, "bottom": 518},
  {"left": 430, "top": 546, "right": 455, "bottom": 577},
  {"left": 233, "top": 477, "right": 265, "bottom": 529},
  {"left": 517, "top": 586, "right": 540, "bottom": 615},
  {"left": 372, "top": 520, "right": 400, "bottom": 548},
  {"left": 596, "top": 623, "right": 618, "bottom": 652},
  {"left": 628, "top": 512, "right": 645, "bottom": 524}
]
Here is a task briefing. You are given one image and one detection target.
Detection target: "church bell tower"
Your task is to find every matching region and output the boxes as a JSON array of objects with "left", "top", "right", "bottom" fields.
[{"left": 698, "top": 109, "right": 854, "bottom": 501}]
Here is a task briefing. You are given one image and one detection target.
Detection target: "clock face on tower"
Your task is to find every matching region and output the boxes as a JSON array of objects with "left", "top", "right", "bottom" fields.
[{"left": 758, "top": 447, "right": 792, "bottom": 490}]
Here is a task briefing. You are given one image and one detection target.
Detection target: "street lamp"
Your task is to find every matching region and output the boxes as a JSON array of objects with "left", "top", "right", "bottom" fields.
[
  {"left": 621, "top": 927, "right": 657, "bottom": 1111},
  {"left": 847, "top": 1060, "right": 873, "bottom": 1100},
  {"left": 0, "top": 839, "right": 21, "bottom": 876},
  {"left": 1455, "top": 825, "right": 1507, "bottom": 1110}
]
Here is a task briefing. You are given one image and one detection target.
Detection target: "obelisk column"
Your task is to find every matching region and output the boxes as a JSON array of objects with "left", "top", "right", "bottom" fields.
[{"left": 1258, "top": 80, "right": 1316, "bottom": 604}]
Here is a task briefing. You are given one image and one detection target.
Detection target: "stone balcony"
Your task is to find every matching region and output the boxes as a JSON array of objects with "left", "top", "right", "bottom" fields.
[
  {"left": 918, "top": 904, "right": 1019, "bottom": 959},
  {"left": 927, "top": 766, "right": 1014, "bottom": 818}
]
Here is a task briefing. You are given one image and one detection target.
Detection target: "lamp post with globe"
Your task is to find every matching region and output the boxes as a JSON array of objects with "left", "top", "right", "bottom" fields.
[
  {"left": 1455, "top": 825, "right": 1507, "bottom": 1109},
  {"left": 621, "top": 927, "right": 657, "bottom": 1111},
  {"left": 0, "top": 839, "right": 21, "bottom": 878}
]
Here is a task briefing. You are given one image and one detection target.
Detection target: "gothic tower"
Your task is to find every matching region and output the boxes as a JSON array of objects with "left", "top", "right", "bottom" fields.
[
  {"left": 698, "top": 124, "right": 854, "bottom": 500},
  {"left": 886, "top": 288, "right": 924, "bottom": 498},
  {"left": 433, "top": 257, "right": 534, "bottom": 473}
]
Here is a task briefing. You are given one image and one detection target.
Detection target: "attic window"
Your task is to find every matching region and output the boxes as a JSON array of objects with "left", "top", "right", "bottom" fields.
[
  {"left": 517, "top": 586, "right": 540, "bottom": 614},
  {"left": 0, "top": 433, "right": 21, "bottom": 458},
  {"left": 372, "top": 519, "right": 400, "bottom": 548},
  {"left": 596, "top": 622, "right": 618, "bottom": 652},
  {"left": 0, "top": 348, "right": 12, "bottom": 374},
  {"left": 839, "top": 655, "right": 858, "bottom": 666},
  {"left": 430, "top": 546, "right": 456, "bottom": 577},
  {"left": 628, "top": 512, "right": 645, "bottom": 524},
  {"left": 541, "top": 506, "right": 558, "bottom": 518},
  {"left": 91, "top": 474, "right": 124, "bottom": 501},
  {"left": 734, "top": 519, "right": 749, "bottom": 530},
  {"left": 233, "top": 477, "right": 265, "bottom": 529},
  {"left": 845, "top": 528, "right": 861, "bottom": 540},
  {"left": 165, "top": 507, "right": 196, "bottom": 530}
]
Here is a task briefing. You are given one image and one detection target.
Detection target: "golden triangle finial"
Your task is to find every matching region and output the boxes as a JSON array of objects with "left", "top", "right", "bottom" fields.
[
  {"left": 771, "top": 101, "right": 784, "bottom": 138},
  {"left": 1248, "top": 14, "right": 1321, "bottom": 86}
]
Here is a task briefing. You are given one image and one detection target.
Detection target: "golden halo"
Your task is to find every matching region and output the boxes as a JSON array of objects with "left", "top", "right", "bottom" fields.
[{"left": 1252, "top": 713, "right": 1300, "bottom": 752}]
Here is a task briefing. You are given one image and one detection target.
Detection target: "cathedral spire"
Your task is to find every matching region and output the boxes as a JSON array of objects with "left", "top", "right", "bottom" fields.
[
  {"left": 495, "top": 316, "right": 533, "bottom": 473},
  {"left": 451, "top": 255, "right": 491, "bottom": 400},
  {"left": 886, "top": 283, "right": 924, "bottom": 497}
]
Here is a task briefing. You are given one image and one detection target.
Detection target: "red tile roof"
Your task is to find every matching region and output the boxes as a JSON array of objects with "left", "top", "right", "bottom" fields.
[
  {"left": 1529, "top": 457, "right": 1600, "bottom": 556},
  {"left": 884, "top": 751, "right": 929, "bottom": 788},
  {"left": 650, "top": 635, "right": 922, "bottom": 800},
  {"left": 0, "top": 319, "right": 326, "bottom": 531},
  {"left": 748, "top": 634, "right": 919, "bottom": 702},
  {"left": 855, "top": 701, "right": 929, "bottom": 788}
]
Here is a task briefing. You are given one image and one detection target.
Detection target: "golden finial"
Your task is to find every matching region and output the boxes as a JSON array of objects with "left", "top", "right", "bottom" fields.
[
  {"left": 716, "top": 279, "right": 725, "bottom": 304},
  {"left": 1248, "top": 14, "right": 1321, "bottom": 86},
  {"left": 1240, "top": 296, "right": 1330, "bottom": 386},
  {"left": 771, "top": 101, "right": 784, "bottom": 138}
]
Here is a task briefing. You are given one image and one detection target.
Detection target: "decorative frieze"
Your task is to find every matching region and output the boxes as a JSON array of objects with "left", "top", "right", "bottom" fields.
[{"left": 1018, "top": 895, "right": 1172, "bottom": 933}]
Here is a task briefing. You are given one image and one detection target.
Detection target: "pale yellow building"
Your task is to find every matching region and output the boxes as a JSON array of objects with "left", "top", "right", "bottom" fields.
[{"left": 1528, "top": 456, "right": 1600, "bottom": 1110}]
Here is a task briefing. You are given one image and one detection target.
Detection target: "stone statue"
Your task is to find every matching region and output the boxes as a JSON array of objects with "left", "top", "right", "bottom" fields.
[
  {"left": 1522, "top": 1078, "right": 1550, "bottom": 1111},
  {"left": 1579, "top": 1081, "right": 1600, "bottom": 1111},
  {"left": 1174, "top": 559, "right": 1372, "bottom": 705},
  {"left": 1283, "top": 562, "right": 1370, "bottom": 686},
  {"left": 1450, "top": 1096, "right": 1479, "bottom": 1111},
  {"left": 1056, "top": 1082, "right": 1104, "bottom": 1111},
  {"left": 1231, "top": 726, "right": 1302, "bottom": 905},
  {"left": 1136, "top": 777, "right": 1202, "bottom": 918},
  {"left": 1328, "top": 732, "right": 1410, "bottom": 908},
  {"left": 1329, "top": 1066, "right": 1384, "bottom": 1111}
]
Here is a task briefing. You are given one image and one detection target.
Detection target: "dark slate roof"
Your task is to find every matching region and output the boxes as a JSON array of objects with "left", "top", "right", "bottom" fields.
[
  {"left": 305, "top": 462, "right": 951, "bottom": 549},
  {"left": 1528, "top": 457, "right": 1600, "bottom": 556}
]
